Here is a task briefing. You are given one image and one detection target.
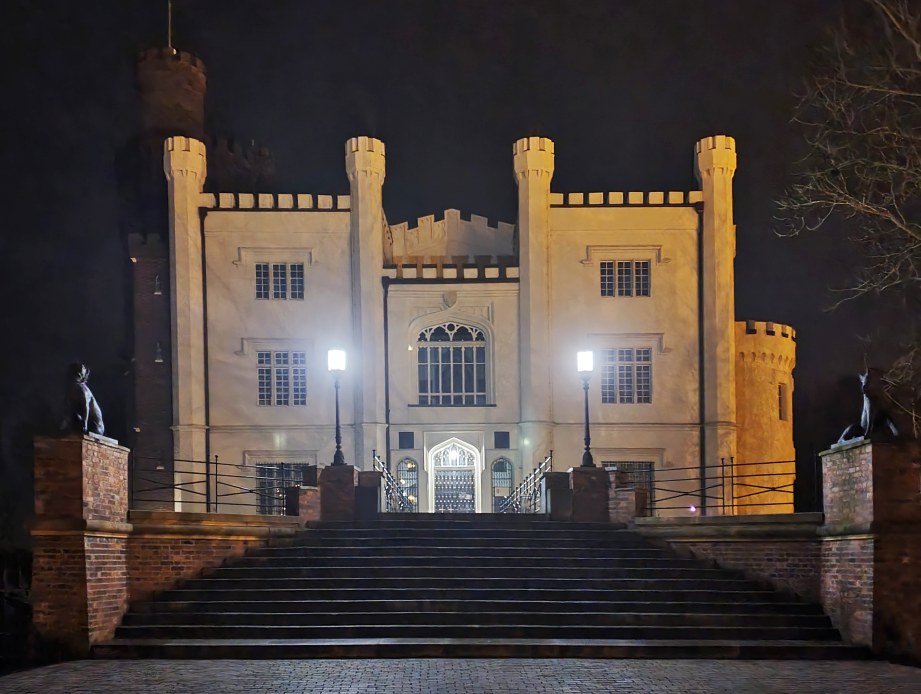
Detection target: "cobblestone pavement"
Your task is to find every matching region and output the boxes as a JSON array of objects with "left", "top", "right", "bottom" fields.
[{"left": 1, "top": 659, "right": 920, "bottom": 694}]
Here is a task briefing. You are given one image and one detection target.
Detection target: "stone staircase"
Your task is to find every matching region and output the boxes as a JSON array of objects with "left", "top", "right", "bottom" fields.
[{"left": 95, "top": 514, "right": 866, "bottom": 658}]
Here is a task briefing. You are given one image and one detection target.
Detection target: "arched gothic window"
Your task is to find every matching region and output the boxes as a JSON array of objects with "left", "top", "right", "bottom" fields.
[
  {"left": 491, "top": 457, "right": 513, "bottom": 512},
  {"left": 396, "top": 457, "right": 419, "bottom": 512},
  {"left": 417, "top": 322, "right": 487, "bottom": 405}
]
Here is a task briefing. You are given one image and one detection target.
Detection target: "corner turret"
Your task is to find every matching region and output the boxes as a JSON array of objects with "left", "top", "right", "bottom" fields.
[{"left": 136, "top": 47, "right": 206, "bottom": 140}]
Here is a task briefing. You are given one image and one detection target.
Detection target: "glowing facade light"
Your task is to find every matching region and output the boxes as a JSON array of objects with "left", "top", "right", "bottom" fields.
[
  {"left": 327, "top": 349, "right": 346, "bottom": 373},
  {"left": 577, "top": 350, "right": 594, "bottom": 374}
]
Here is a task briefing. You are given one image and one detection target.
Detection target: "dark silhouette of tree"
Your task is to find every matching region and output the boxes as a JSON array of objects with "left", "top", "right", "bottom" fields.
[{"left": 779, "top": 0, "right": 921, "bottom": 434}]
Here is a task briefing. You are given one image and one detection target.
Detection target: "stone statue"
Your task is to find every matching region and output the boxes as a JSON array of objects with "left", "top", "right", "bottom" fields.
[
  {"left": 63, "top": 362, "right": 105, "bottom": 436},
  {"left": 837, "top": 368, "right": 900, "bottom": 444}
]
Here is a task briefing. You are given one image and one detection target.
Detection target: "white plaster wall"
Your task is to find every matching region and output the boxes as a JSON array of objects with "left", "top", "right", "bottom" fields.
[
  {"left": 547, "top": 205, "right": 705, "bottom": 489},
  {"left": 203, "top": 209, "right": 358, "bottom": 468}
]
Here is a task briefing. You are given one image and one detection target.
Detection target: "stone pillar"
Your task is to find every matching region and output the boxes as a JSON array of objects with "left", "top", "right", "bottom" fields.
[
  {"left": 514, "top": 137, "right": 555, "bottom": 472},
  {"left": 164, "top": 136, "right": 208, "bottom": 509},
  {"left": 820, "top": 439, "right": 921, "bottom": 659},
  {"left": 29, "top": 435, "right": 132, "bottom": 656},
  {"left": 319, "top": 464, "right": 359, "bottom": 521},
  {"left": 541, "top": 471, "right": 571, "bottom": 521},
  {"left": 569, "top": 466, "right": 610, "bottom": 523},
  {"left": 607, "top": 469, "right": 649, "bottom": 524},
  {"left": 695, "top": 135, "right": 738, "bottom": 512},
  {"left": 345, "top": 136, "right": 388, "bottom": 470},
  {"left": 356, "top": 470, "right": 382, "bottom": 521}
]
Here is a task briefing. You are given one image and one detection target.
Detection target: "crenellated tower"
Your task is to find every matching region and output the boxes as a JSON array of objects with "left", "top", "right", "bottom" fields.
[
  {"left": 735, "top": 320, "right": 796, "bottom": 513},
  {"left": 695, "top": 135, "right": 738, "bottom": 494},
  {"left": 513, "top": 137, "right": 555, "bottom": 470},
  {"left": 345, "top": 136, "right": 388, "bottom": 467},
  {"left": 123, "top": 47, "right": 207, "bottom": 504}
]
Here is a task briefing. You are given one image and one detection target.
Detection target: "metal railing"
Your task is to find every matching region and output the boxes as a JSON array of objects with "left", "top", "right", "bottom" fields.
[
  {"left": 497, "top": 452, "right": 553, "bottom": 514},
  {"left": 725, "top": 457, "right": 796, "bottom": 514},
  {"left": 372, "top": 454, "right": 416, "bottom": 513},
  {"left": 131, "top": 455, "right": 315, "bottom": 515},
  {"left": 614, "top": 458, "right": 799, "bottom": 516}
]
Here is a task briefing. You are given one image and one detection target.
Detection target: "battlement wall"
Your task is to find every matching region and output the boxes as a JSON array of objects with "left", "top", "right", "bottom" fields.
[
  {"left": 198, "top": 192, "right": 350, "bottom": 211},
  {"left": 696, "top": 134, "right": 736, "bottom": 154},
  {"left": 389, "top": 209, "right": 514, "bottom": 259},
  {"left": 385, "top": 254, "right": 519, "bottom": 281},
  {"left": 736, "top": 320, "right": 796, "bottom": 370},
  {"left": 550, "top": 190, "right": 704, "bottom": 207},
  {"left": 137, "top": 47, "right": 206, "bottom": 73}
]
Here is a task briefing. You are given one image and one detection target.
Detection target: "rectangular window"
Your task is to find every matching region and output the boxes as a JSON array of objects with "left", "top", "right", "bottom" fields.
[
  {"left": 292, "top": 352, "right": 307, "bottom": 406},
  {"left": 290, "top": 263, "right": 305, "bottom": 300},
  {"left": 602, "top": 260, "right": 651, "bottom": 297},
  {"left": 778, "top": 383, "right": 788, "bottom": 421},
  {"left": 257, "top": 351, "right": 272, "bottom": 405},
  {"left": 255, "top": 263, "right": 269, "bottom": 300},
  {"left": 494, "top": 431, "right": 510, "bottom": 449},
  {"left": 257, "top": 350, "right": 306, "bottom": 406},
  {"left": 602, "top": 347, "right": 653, "bottom": 404},
  {"left": 255, "top": 462, "right": 311, "bottom": 515},
  {"left": 272, "top": 263, "right": 287, "bottom": 299},
  {"left": 398, "top": 431, "right": 415, "bottom": 449},
  {"left": 600, "top": 261, "right": 614, "bottom": 297}
]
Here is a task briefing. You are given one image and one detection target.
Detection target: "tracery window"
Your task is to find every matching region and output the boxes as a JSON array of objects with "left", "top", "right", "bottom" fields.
[
  {"left": 491, "top": 457, "right": 513, "bottom": 512},
  {"left": 416, "top": 322, "right": 487, "bottom": 405},
  {"left": 396, "top": 457, "right": 419, "bottom": 511}
]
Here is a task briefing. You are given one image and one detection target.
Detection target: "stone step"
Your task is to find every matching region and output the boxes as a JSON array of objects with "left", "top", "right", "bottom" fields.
[
  {"left": 92, "top": 638, "right": 869, "bottom": 660},
  {"left": 285, "top": 537, "right": 655, "bottom": 549},
  {"left": 113, "top": 623, "right": 842, "bottom": 641},
  {"left": 238, "top": 554, "right": 693, "bottom": 569},
  {"left": 121, "top": 610, "right": 832, "bottom": 629},
  {"left": 154, "top": 587, "right": 796, "bottom": 603},
  {"left": 204, "top": 565, "right": 731, "bottom": 580},
  {"left": 178, "top": 576, "right": 759, "bottom": 591},
  {"left": 132, "top": 599, "right": 826, "bottom": 616},
  {"left": 249, "top": 545, "right": 668, "bottom": 558},
  {"left": 291, "top": 528, "right": 644, "bottom": 539}
]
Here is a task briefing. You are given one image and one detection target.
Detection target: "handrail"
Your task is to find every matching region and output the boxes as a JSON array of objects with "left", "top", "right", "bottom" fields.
[
  {"left": 372, "top": 454, "right": 416, "bottom": 513},
  {"left": 497, "top": 452, "right": 552, "bottom": 514}
]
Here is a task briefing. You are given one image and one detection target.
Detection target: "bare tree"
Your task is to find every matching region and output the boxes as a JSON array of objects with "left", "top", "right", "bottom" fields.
[{"left": 779, "top": 0, "right": 921, "bottom": 429}]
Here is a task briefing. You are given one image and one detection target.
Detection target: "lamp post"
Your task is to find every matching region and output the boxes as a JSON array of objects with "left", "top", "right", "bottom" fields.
[
  {"left": 327, "top": 349, "right": 346, "bottom": 466},
  {"left": 577, "top": 350, "right": 595, "bottom": 468}
]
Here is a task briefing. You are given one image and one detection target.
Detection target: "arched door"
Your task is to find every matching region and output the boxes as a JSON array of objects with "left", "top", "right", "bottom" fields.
[{"left": 429, "top": 439, "right": 479, "bottom": 513}]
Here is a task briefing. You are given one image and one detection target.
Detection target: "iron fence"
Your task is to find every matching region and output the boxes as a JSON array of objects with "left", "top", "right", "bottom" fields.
[
  {"left": 130, "top": 454, "right": 315, "bottom": 515},
  {"left": 497, "top": 452, "right": 553, "bottom": 514},
  {"left": 372, "top": 454, "right": 416, "bottom": 513}
]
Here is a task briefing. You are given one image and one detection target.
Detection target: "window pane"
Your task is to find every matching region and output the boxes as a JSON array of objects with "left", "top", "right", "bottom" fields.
[
  {"left": 290, "top": 263, "right": 305, "bottom": 299},
  {"left": 255, "top": 263, "right": 269, "bottom": 299},
  {"left": 601, "top": 349, "right": 616, "bottom": 404},
  {"left": 617, "top": 261, "right": 633, "bottom": 296},
  {"left": 634, "top": 260, "right": 651, "bottom": 296},
  {"left": 293, "top": 367, "right": 307, "bottom": 406},
  {"left": 275, "top": 367, "right": 290, "bottom": 406},
  {"left": 636, "top": 364, "right": 651, "bottom": 403},
  {"left": 273, "top": 263, "right": 287, "bottom": 299},
  {"left": 600, "top": 260, "right": 614, "bottom": 297},
  {"left": 618, "top": 364, "right": 634, "bottom": 403},
  {"left": 258, "top": 367, "right": 271, "bottom": 405}
]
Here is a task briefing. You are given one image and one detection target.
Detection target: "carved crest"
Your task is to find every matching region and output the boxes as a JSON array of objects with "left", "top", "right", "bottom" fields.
[{"left": 442, "top": 291, "right": 458, "bottom": 309}]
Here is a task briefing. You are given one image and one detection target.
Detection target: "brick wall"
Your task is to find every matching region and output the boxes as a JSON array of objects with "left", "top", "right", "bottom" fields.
[
  {"left": 820, "top": 535, "right": 873, "bottom": 646},
  {"left": 680, "top": 538, "right": 821, "bottom": 601},
  {"left": 30, "top": 534, "right": 88, "bottom": 652},
  {"left": 84, "top": 536, "right": 128, "bottom": 642},
  {"left": 127, "top": 535, "right": 262, "bottom": 603},
  {"left": 126, "top": 511, "right": 300, "bottom": 603},
  {"left": 874, "top": 533, "right": 921, "bottom": 657}
]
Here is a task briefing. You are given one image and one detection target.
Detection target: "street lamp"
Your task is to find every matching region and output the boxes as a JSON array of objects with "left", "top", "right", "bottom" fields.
[
  {"left": 577, "top": 350, "right": 595, "bottom": 468},
  {"left": 327, "top": 349, "right": 346, "bottom": 466}
]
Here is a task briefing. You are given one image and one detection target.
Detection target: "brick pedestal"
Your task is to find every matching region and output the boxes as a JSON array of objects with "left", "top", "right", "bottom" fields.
[
  {"left": 820, "top": 439, "right": 921, "bottom": 658},
  {"left": 542, "top": 471, "right": 572, "bottom": 521},
  {"left": 319, "top": 464, "right": 359, "bottom": 521},
  {"left": 29, "top": 435, "right": 131, "bottom": 656},
  {"left": 569, "top": 466, "right": 610, "bottom": 523}
]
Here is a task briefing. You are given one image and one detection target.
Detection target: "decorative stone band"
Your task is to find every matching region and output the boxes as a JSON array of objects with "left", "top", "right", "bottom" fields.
[{"left": 551, "top": 191, "right": 703, "bottom": 206}]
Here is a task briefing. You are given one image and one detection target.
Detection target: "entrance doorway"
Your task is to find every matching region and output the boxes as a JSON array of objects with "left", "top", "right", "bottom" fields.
[{"left": 429, "top": 439, "right": 479, "bottom": 513}]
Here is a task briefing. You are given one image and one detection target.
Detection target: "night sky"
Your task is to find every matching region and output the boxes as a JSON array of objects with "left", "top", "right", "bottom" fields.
[{"left": 0, "top": 0, "right": 897, "bottom": 542}]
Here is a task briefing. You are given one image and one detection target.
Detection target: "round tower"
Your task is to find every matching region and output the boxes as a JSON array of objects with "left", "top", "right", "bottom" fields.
[
  {"left": 734, "top": 320, "right": 797, "bottom": 514},
  {"left": 136, "top": 47, "right": 206, "bottom": 140}
]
